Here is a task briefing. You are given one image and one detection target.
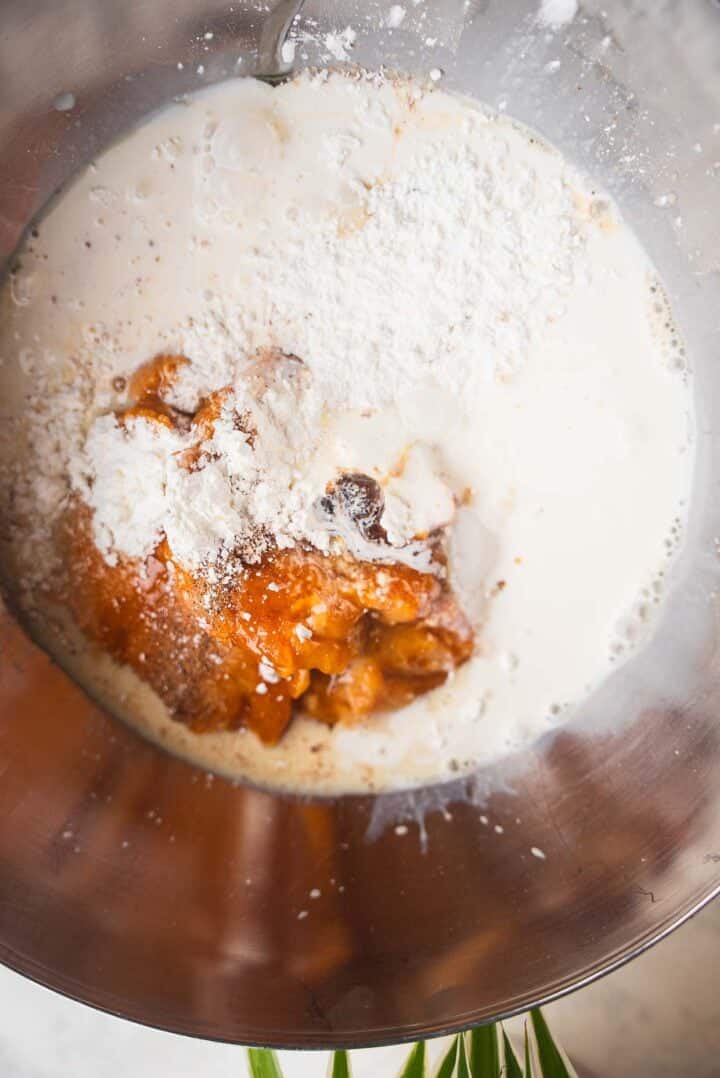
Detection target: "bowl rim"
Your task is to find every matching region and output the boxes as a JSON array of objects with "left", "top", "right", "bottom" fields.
[{"left": 0, "top": 880, "right": 718, "bottom": 1049}]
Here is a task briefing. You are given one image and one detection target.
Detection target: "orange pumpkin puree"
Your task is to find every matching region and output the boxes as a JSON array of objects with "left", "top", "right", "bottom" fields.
[{"left": 61, "top": 356, "right": 473, "bottom": 744}]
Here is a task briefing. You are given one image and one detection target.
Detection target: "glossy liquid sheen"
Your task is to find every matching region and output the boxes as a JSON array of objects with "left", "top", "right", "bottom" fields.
[{"left": 0, "top": 73, "right": 694, "bottom": 793}]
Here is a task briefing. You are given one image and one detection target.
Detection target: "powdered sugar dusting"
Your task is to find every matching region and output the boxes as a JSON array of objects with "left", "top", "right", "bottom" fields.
[{"left": 324, "top": 27, "right": 357, "bottom": 61}]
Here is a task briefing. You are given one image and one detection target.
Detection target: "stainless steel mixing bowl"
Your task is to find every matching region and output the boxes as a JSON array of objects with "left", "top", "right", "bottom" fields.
[{"left": 0, "top": 0, "right": 719, "bottom": 1048}]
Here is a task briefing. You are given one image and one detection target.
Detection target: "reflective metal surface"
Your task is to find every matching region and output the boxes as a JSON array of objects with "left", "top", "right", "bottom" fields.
[{"left": 0, "top": 0, "right": 719, "bottom": 1048}]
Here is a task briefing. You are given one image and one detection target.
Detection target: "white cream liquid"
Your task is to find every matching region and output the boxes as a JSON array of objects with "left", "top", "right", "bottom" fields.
[{"left": 0, "top": 72, "right": 694, "bottom": 794}]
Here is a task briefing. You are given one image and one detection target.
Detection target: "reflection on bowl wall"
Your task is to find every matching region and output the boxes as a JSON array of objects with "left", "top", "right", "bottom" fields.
[{"left": 0, "top": 0, "right": 719, "bottom": 1048}]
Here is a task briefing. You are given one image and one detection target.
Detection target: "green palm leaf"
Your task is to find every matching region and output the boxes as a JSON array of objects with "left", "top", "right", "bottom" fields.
[
  {"left": 247, "top": 1047, "right": 284, "bottom": 1078},
  {"left": 503, "top": 1030, "right": 523, "bottom": 1078},
  {"left": 529, "top": 1010, "right": 576, "bottom": 1078},
  {"left": 329, "top": 1049, "right": 351, "bottom": 1077},
  {"left": 434, "top": 1036, "right": 459, "bottom": 1078},
  {"left": 468, "top": 1023, "right": 500, "bottom": 1076},
  {"left": 244, "top": 1009, "right": 576, "bottom": 1077},
  {"left": 399, "top": 1041, "right": 427, "bottom": 1078},
  {"left": 457, "top": 1034, "right": 471, "bottom": 1078}
]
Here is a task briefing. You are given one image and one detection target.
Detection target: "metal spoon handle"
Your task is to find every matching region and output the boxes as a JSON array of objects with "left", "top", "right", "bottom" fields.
[{"left": 258, "top": 0, "right": 306, "bottom": 81}]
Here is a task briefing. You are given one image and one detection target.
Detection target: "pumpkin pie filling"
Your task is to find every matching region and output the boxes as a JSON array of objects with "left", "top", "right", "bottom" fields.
[{"left": 61, "top": 355, "right": 474, "bottom": 744}]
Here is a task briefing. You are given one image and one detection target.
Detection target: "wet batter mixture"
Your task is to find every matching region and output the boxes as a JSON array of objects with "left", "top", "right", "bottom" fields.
[{"left": 0, "top": 71, "right": 694, "bottom": 792}]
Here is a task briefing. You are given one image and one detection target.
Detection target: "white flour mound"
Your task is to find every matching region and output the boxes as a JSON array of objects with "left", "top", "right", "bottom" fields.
[
  {"left": 67, "top": 73, "right": 588, "bottom": 578},
  {"left": 71, "top": 353, "right": 443, "bottom": 573}
]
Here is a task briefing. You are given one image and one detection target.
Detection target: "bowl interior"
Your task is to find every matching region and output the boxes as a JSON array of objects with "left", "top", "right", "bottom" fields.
[{"left": 0, "top": 0, "right": 719, "bottom": 1047}]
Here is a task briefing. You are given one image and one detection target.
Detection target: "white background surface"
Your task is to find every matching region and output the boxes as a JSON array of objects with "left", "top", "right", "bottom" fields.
[{"left": 0, "top": 899, "right": 718, "bottom": 1077}]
